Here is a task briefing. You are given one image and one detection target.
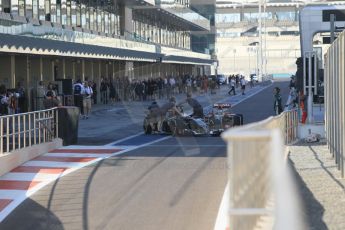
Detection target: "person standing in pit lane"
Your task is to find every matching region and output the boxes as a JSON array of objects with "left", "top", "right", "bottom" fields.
[
  {"left": 240, "top": 76, "right": 246, "bottom": 95},
  {"left": 274, "top": 87, "right": 283, "bottom": 115},
  {"left": 159, "top": 97, "right": 183, "bottom": 130},
  {"left": 228, "top": 77, "right": 236, "bottom": 95},
  {"left": 179, "top": 92, "right": 204, "bottom": 118},
  {"left": 83, "top": 81, "right": 93, "bottom": 119},
  {"left": 73, "top": 79, "right": 85, "bottom": 118}
]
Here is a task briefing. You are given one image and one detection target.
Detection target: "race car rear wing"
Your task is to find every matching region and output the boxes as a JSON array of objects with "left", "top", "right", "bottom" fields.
[{"left": 213, "top": 103, "right": 231, "bottom": 109}]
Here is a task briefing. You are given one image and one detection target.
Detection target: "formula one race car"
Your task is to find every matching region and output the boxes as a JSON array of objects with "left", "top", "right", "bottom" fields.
[
  {"left": 143, "top": 106, "right": 209, "bottom": 136},
  {"left": 204, "top": 103, "right": 243, "bottom": 136}
]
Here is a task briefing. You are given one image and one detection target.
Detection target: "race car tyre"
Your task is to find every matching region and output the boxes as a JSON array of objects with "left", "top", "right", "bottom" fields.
[
  {"left": 162, "top": 121, "right": 171, "bottom": 133},
  {"left": 169, "top": 120, "right": 180, "bottom": 136},
  {"left": 144, "top": 124, "right": 152, "bottom": 134},
  {"left": 143, "top": 118, "right": 153, "bottom": 134}
]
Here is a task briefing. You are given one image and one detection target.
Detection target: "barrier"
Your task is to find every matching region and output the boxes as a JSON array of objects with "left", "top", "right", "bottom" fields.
[
  {"left": 0, "top": 108, "right": 58, "bottom": 154},
  {"left": 222, "top": 109, "right": 303, "bottom": 230},
  {"left": 324, "top": 30, "right": 345, "bottom": 178}
]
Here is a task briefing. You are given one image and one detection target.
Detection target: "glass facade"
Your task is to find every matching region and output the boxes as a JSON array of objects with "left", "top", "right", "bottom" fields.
[
  {"left": 216, "top": 9, "right": 300, "bottom": 38},
  {"left": 25, "top": 0, "right": 32, "bottom": 18},
  {"left": 216, "top": 11, "right": 297, "bottom": 24},
  {"left": 132, "top": 10, "right": 191, "bottom": 49},
  {"left": 0, "top": 0, "right": 121, "bottom": 36},
  {"left": 0, "top": 0, "right": 213, "bottom": 52}
]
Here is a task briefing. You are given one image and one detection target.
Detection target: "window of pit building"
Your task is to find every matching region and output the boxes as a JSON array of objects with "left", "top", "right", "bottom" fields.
[
  {"left": 33, "top": 0, "right": 38, "bottom": 19},
  {"left": 9, "top": 0, "right": 18, "bottom": 15},
  {"left": 61, "top": 0, "right": 66, "bottom": 24},
  {"left": 66, "top": 0, "right": 71, "bottom": 26},
  {"left": 1, "top": 0, "right": 11, "bottom": 13},
  {"left": 38, "top": 0, "right": 44, "bottom": 21},
  {"left": 18, "top": 0, "right": 24, "bottom": 16},
  {"left": 25, "top": 0, "right": 33, "bottom": 18},
  {"left": 51, "top": 0, "right": 57, "bottom": 22},
  {"left": 71, "top": 0, "right": 76, "bottom": 26},
  {"left": 81, "top": 3, "right": 86, "bottom": 28},
  {"left": 45, "top": 0, "right": 50, "bottom": 20}
]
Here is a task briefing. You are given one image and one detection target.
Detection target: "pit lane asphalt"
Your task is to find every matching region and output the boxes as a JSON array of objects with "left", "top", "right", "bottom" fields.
[{"left": 0, "top": 81, "right": 289, "bottom": 230}]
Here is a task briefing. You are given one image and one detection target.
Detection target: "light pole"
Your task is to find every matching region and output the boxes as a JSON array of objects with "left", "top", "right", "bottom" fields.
[
  {"left": 264, "top": 0, "right": 267, "bottom": 77},
  {"left": 255, "top": 43, "right": 260, "bottom": 79},
  {"left": 233, "top": 49, "right": 236, "bottom": 74},
  {"left": 258, "top": 0, "right": 263, "bottom": 82},
  {"left": 247, "top": 47, "right": 251, "bottom": 77}
]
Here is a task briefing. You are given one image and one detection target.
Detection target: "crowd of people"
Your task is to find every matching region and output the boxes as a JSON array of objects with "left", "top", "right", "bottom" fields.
[
  {"left": 70, "top": 75, "right": 219, "bottom": 119},
  {"left": 96, "top": 75, "right": 219, "bottom": 104},
  {"left": 0, "top": 73, "right": 263, "bottom": 118},
  {"left": 0, "top": 82, "right": 27, "bottom": 116}
]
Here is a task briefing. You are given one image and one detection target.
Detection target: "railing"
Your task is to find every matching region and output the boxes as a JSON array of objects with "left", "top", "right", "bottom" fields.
[
  {"left": 0, "top": 108, "right": 58, "bottom": 154},
  {"left": 222, "top": 109, "right": 302, "bottom": 230},
  {"left": 0, "top": 18, "right": 157, "bottom": 53},
  {"left": 324, "top": 30, "right": 345, "bottom": 178}
]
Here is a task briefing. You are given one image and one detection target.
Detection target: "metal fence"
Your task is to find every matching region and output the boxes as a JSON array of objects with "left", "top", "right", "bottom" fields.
[
  {"left": 324, "top": 30, "right": 345, "bottom": 178},
  {"left": 0, "top": 108, "right": 58, "bottom": 154},
  {"left": 222, "top": 109, "right": 302, "bottom": 230}
]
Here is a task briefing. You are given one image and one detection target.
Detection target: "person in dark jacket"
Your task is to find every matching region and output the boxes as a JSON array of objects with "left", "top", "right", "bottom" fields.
[
  {"left": 179, "top": 92, "right": 204, "bottom": 118},
  {"left": 274, "top": 87, "right": 283, "bottom": 115},
  {"left": 16, "top": 82, "right": 26, "bottom": 113}
]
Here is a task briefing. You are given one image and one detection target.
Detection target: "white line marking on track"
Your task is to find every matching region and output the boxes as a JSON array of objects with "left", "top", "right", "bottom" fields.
[
  {"left": 0, "top": 190, "right": 26, "bottom": 199},
  {"left": 22, "top": 161, "right": 89, "bottom": 168},
  {"left": 105, "top": 132, "right": 145, "bottom": 146},
  {"left": 0, "top": 173, "right": 61, "bottom": 182},
  {"left": 214, "top": 182, "right": 229, "bottom": 230},
  {"left": 145, "top": 144, "right": 226, "bottom": 147},
  {"left": 58, "top": 145, "right": 125, "bottom": 149},
  {"left": 44, "top": 153, "right": 113, "bottom": 158}
]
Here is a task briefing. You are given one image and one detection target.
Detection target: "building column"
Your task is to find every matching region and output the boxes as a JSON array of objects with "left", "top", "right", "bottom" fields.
[
  {"left": 82, "top": 59, "right": 85, "bottom": 81},
  {"left": 106, "top": 62, "right": 109, "bottom": 78},
  {"left": 112, "top": 61, "right": 115, "bottom": 80},
  {"left": 26, "top": 55, "right": 31, "bottom": 111},
  {"left": 63, "top": 58, "right": 66, "bottom": 79},
  {"left": 72, "top": 61, "right": 76, "bottom": 80},
  {"left": 98, "top": 60, "right": 101, "bottom": 102},
  {"left": 240, "top": 7, "right": 244, "bottom": 21},
  {"left": 125, "top": 61, "right": 133, "bottom": 80},
  {"left": 120, "top": 6, "right": 133, "bottom": 37},
  {"left": 91, "top": 61, "right": 94, "bottom": 80},
  {"left": 51, "top": 60, "right": 55, "bottom": 82},
  {"left": 11, "top": 55, "right": 16, "bottom": 88},
  {"left": 39, "top": 56, "right": 43, "bottom": 81}
]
